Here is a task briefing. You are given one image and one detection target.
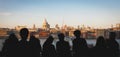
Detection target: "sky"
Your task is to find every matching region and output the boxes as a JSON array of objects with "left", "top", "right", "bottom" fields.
[{"left": 0, "top": 0, "right": 120, "bottom": 28}]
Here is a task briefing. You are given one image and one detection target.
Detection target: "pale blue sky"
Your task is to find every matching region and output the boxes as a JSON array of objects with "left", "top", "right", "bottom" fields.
[{"left": 0, "top": 0, "right": 120, "bottom": 28}]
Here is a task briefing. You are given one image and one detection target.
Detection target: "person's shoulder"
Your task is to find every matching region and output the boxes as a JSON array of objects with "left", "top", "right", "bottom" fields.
[
  {"left": 51, "top": 44, "right": 55, "bottom": 47},
  {"left": 31, "top": 38, "right": 39, "bottom": 41},
  {"left": 5, "top": 39, "right": 9, "bottom": 41},
  {"left": 80, "top": 38, "right": 85, "bottom": 39},
  {"left": 5, "top": 39, "right": 11, "bottom": 43},
  {"left": 3, "top": 39, "right": 9, "bottom": 45},
  {"left": 80, "top": 38, "right": 86, "bottom": 41},
  {"left": 34, "top": 38, "right": 40, "bottom": 41},
  {"left": 73, "top": 38, "right": 77, "bottom": 41},
  {"left": 64, "top": 41, "right": 69, "bottom": 44},
  {"left": 56, "top": 41, "right": 60, "bottom": 44},
  {"left": 115, "top": 41, "right": 119, "bottom": 46},
  {"left": 72, "top": 39, "right": 78, "bottom": 43},
  {"left": 65, "top": 41, "right": 70, "bottom": 46}
]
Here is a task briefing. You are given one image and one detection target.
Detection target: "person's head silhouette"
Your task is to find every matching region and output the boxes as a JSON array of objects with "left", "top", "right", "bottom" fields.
[
  {"left": 58, "top": 33, "right": 65, "bottom": 41},
  {"left": 48, "top": 36, "right": 54, "bottom": 44},
  {"left": 74, "top": 30, "right": 81, "bottom": 38},
  {"left": 20, "top": 28, "right": 29, "bottom": 40},
  {"left": 96, "top": 36, "right": 106, "bottom": 47},
  {"left": 9, "top": 33, "right": 17, "bottom": 40},
  {"left": 97, "top": 36, "right": 105, "bottom": 43},
  {"left": 109, "top": 32, "right": 116, "bottom": 40}
]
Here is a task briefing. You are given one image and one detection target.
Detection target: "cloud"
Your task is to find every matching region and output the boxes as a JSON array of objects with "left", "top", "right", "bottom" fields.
[{"left": 0, "top": 12, "right": 12, "bottom": 16}]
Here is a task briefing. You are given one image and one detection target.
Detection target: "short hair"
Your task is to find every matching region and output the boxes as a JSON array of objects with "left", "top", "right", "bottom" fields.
[
  {"left": 20, "top": 28, "right": 29, "bottom": 38},
  {"left": 58, "top": 33, "right": 65, "bottom": 41},
  {"left": 74, "top": 30, "right": 81, "bottom": 36}
]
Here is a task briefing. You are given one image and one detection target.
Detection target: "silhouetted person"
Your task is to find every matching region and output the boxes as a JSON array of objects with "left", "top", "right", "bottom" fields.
[
  {"left": 72, "top": 30, "right": 88, "bottom": 57},
  {"left": 1, "top": 33, "right": 19, "bottom": 57},
  {"left": 56, "top": 33, "right": 71, "bottom": 57},
  {"left": 18, "top": 28, "right": 32, "bottom": 57},
  {"left": 30, "top": 35, "right": 41, "bottom": 57},
  {"left": 92, "top": 36, "right": 107, "bottom": 57},
  {"left": 106, "top": 32, "right": 119, "bottom": 57},
  {"left": 42, "top": 36, "right": 56, "bottom": 57}
]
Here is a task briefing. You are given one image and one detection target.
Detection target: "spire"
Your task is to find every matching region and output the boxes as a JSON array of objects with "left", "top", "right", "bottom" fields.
[{"left": 43, "top": 18, "right": 48, "bottom": 25}]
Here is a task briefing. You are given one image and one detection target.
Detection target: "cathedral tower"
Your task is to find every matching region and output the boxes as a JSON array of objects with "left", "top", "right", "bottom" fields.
[{"left": 42, "top": 18, "right": 50, "bottom": 30}]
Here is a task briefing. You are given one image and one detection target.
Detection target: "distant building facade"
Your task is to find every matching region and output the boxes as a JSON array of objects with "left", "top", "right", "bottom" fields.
[{"left": 0, "top": 28, "right": 10, "bottom": 36}]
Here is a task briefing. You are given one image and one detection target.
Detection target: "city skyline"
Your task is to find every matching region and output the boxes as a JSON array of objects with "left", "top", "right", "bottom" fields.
[{"left": 0, "top": 0, "right": 120, "bottom": 28}]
